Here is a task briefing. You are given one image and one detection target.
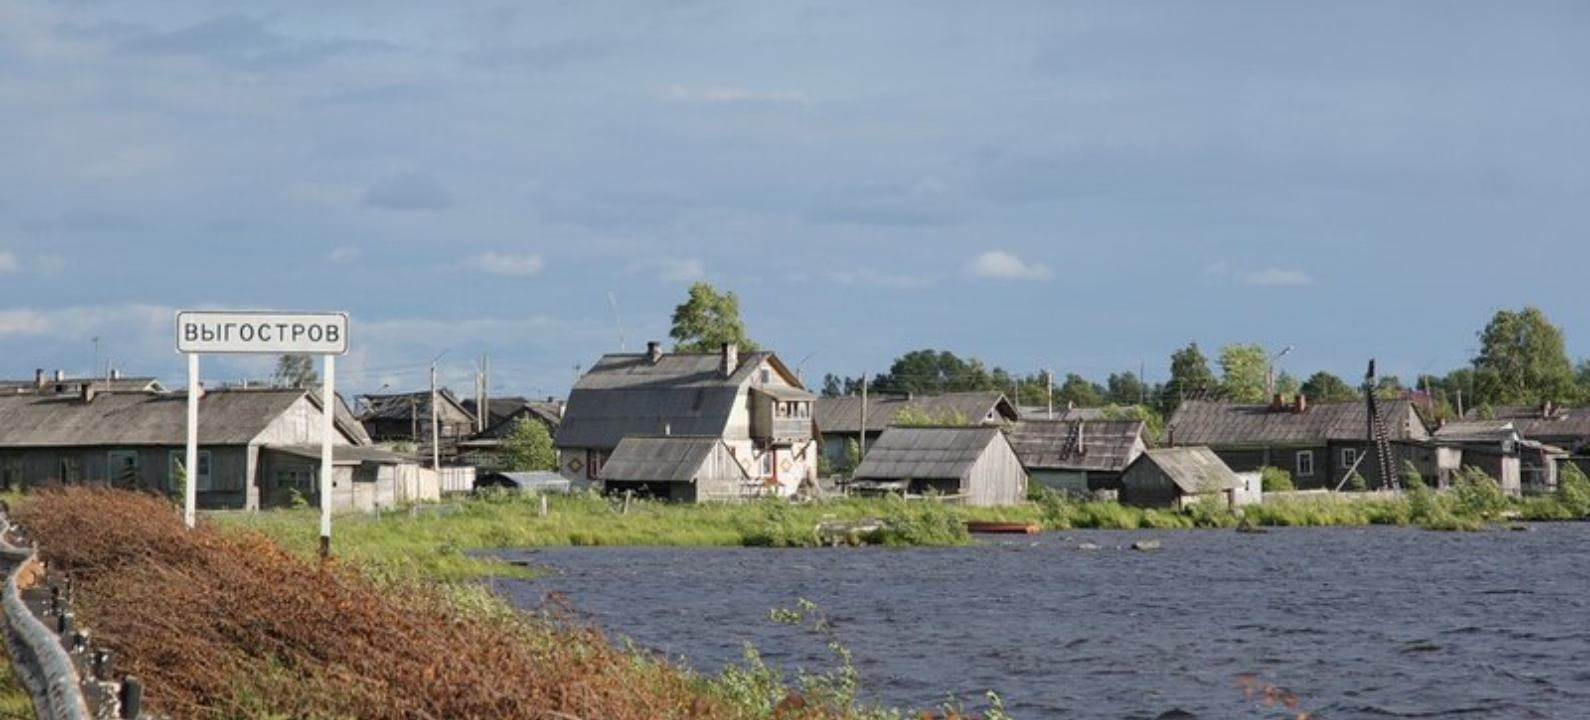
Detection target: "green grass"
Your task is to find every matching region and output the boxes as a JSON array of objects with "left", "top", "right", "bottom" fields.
[{"left": 0, "top": 655, "right": 32, "bottom": 720}]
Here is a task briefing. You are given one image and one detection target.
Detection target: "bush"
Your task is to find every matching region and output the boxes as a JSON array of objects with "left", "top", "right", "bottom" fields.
[
  {"left": 1555, "top": 463, "right": 1590, "bottom": 517},
  {"left": 1453, "top": 466, "right": 1508, "bottom": 519},
  {"left": 1259, "top": 466, "right": 1295, "bottom": 492}
]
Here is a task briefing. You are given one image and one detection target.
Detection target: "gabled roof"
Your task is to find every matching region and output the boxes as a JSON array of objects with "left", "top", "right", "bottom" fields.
[
  {"left": 1461, "top": 405, "right": 1590, "bottom": 446},
  {"left": 0, "top": 389, "right": 358, "bottom": 447},
  {"left": 1166, "top": 399, "right": 1429, "bottom": 446},
  {"left": 817, "top": 392, "right": 1017, "bottom": 434},
  {"left": 599, "top": 436, "right": 749, "bottom": 483},
  {"left": 1007, "top": 419, "right": 1145, "bottom": 472},
  {"left": 557, "top": 350, "right": 799, "bottom": 449},
  {"left": 357, "top": 389, "right": 475, "bottom": 424},
  {"left": 852, "top": 426, "right": 1008, "bottom": 481},
  {"left": 463, "top": 397, "right": 563, "bottom": 434},
  {"left": 1128, "top": 447, "right": 1241, "bottom": 494},
  {"left": 1433, "top": 420, "right": 1520, "bottom": 444}
]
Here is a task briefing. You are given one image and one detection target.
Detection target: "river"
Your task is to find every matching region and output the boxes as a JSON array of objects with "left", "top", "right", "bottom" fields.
[{"left": 493, "top": 524, "right": 1590, "bottom": 719}]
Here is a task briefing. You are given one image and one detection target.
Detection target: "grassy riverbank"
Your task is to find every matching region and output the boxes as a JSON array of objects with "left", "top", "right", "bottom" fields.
[{"left": 19, "top": 487, "right": 985, "bottom": 720}]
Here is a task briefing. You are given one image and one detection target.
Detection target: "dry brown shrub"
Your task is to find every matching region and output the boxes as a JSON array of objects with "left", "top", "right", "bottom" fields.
[{"left": 14, "top": 486, "right": 766, "bottom": 720}]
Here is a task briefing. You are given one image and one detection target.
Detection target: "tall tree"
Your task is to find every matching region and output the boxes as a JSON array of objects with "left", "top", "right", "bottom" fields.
[
  {"left": 871, "top": 349, "right": 992, "bottom": 395},
  {"left": 502, "top": 418, "right": 557, "bottom": 471},
  {"left": 1218, "top": 343, "right": 1269, "bottom": 403},
  {"left": 1300, "top": 371, "right": 1358, "bottom": 402},
  {"left": 669, "top": 282, "right": 760, "bottom": 354},
  {"left": 1472, "top": 307, "right": 1575, "bottom": 406},
  {"left": 1161, "top": 342, "right": 1216, "bottom": 414},
  {"left": 273, "top": 355, "right": 317, "bottom": 388},
  {"left": 1055, "top": 373, "right": 1106, "bottom": 408},
  {"left": 1106, "top": 371, "right": 1147, "bottom": 406}
]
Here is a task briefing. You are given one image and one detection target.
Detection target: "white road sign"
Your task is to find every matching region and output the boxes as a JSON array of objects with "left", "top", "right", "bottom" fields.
[{"left": 176, "top": 310, "right": 349, "bottom": 355}]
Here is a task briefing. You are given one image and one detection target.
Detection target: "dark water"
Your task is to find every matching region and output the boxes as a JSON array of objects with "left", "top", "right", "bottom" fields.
[{"left": 493, "top": 525, "right": 1590, "bottom": 720}]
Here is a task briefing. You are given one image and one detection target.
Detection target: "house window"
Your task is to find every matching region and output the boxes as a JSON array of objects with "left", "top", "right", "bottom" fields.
[
  {"left": 1341, "top": 448, "right": 1358, "bottom": 470},
  {"left": 107, "top": 450, "right": 139, "bottom": 487},
  {"left": 58, "top": 457, "right": 81, "bottom": 482},
  {"left": 277, "top": 468, "right": 312, "bottom": 491},
  {"left": 168, "top": 450, "right": 214, "bottom": 492},
  {"left": 0, "top": 456, "right": 19, "bottom": 491},
  {"left": 587, "top": 450, "right": 605, "bottom": 479},
  {"left": 760, "top": 368, "right": 773, "bottom": 384},
  {"left": 1296, "top": 451, "right": 1314, "bottom": 478}
]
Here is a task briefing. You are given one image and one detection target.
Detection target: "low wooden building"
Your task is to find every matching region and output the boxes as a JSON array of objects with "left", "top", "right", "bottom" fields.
[
  {"left": 1432, "top": 421, "right": 1566, "bottom": 496},
  {"left": 456, "top": 396, "right": 564, "bottom": 469},
  {"left": 0, "top": 387, "right": 418, "bottom": 511},
  {"left": 1007, "top": 419, "right": 1147, "bottom": 496},
  {"left": 816, "top": 392, "right": 1018, "bottom": 471},
  {"left": 849, "top": 426, "right": 1026, "bottom": 506},
  {"left": 357, "top": 389, "right": 477, "bottom": 461},
  {"left": 598, "top": 436, "right": 756, "bottom": 502},
  {"left": 1120, "top": 446, "right": 1256, "bottom": 510}
]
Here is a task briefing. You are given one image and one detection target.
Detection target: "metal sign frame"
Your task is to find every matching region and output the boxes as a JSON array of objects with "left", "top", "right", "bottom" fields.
[{"left": 176, "top": 310, "right": 349, "bottom": 558}]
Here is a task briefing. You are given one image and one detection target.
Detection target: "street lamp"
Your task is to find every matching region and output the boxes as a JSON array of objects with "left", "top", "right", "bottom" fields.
[{"left": 1266, "top": 345, "right": 1294, "bottom": 399}]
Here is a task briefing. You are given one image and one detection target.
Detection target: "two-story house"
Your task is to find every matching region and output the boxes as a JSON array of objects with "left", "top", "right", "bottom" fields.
[{"left": 555, "top": 342, "right": 818, "bottom": 500}]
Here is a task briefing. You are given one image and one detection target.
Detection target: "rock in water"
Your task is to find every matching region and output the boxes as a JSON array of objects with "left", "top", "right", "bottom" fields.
[
  {"left": 1154, "top": 709, "right": 1199, "bottom": 720},
  {"left": 1132, "top": 539, "right": 1162, "bottom": 551}
]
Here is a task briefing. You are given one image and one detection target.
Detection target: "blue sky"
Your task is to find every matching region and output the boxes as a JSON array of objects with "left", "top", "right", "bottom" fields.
[{"left": 2, "top": 1, "right": 1588, "bottom": 400}]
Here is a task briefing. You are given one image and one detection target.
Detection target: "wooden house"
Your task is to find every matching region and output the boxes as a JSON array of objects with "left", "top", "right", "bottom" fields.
[
  {"left": 849, "top": 426, "right": 1027, "bottom": 506},
  {"left": 1007, "top": 418, "right": 1147, "bottom": 496},
  {"left": 0, "top": 387, "right": 419, "bottom": 511},
  {"left": 357, "top": 389, "right": 477, "bottom": 461},
  {"left": 556, "top": 342, "right": 818, "bottom": 497},
  {"left": 598, "top": 436, "right": 756, "bottom": 502},
  {"left": 1165, "top": 396, "right": 1438, "bottom": 490},
  {"left": 1120, "top": 446, "right": 1256, "bottom": 510},
  {"left": 815, "top": 391, "right": 1018, "bottom": 471},
  {"left": 456, "top": 396, "right": 564, "bottom": 469},
  {"left": 1432, "top": 420, "right": 1567, "bottom": 496}
]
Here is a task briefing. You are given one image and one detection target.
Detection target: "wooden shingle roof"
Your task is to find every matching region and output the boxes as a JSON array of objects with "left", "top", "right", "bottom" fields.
[
  {"left": 1007, "top": 419, "right": 1145, "bottom": 472},
  {"left": 851, "top": 426, "right": 1007, "bottom": 482},
  {"left": 1166, "top": 399, "right": 1429, "bottom": 446},
  {"left": 599, "top": 436, "right": 747, "bottom": 483},
  {"left": 0, "top": 389, "right": 354, "bottom": 447},
  {"left": 1130, "top": 447, "right": 1241, "bottom": 494},
  {"left": 557, "top": 350, "right": 800, "bottom": 449},
  {"left": 816, "top": 392, "right": 1017, "bottom": 434}
]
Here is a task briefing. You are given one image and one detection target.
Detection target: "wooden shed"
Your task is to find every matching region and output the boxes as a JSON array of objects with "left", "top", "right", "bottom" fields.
[
  {"left": 849, "top": 426, "right": 1026, "bottom": 506},
  {"left": 1120, "top": 446, "right": 1257, "bottom": 510},
  {"left": 598, "top": 435, "right": 757, "bottom": 502}
]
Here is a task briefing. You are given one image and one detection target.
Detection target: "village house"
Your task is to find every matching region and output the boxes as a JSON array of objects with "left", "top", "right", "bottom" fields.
[
  {"left": 0, "top": 385, "right": 424, "bottom": 511},
  {"left": 555, "top": 342, "right": 819, "bottom": 498},
  {"left": 1165, "top": 395, "right": 1442, "bottom": 490},
  {"left": 1432, "top": 420, "right": 1566, "bottom": 496},
  {"left": 598, "top": 436, "right": 756, "bottom": 501},
  {"left": 1119, "top": 446, "right": 1258, "bottom": 510},
  {"left": 1461, "top": 404, "right": 1590, "bottom": 457},
  {"left": 357, "top": 389, "right": 477, "bottom": 461},
  {"left": 815, "top": 391, "right": 1018, "bottom": 472},
  {"left": 456, "top": 396, "right": 564, "bottom": 470},
  {"left": 3, "top": 369, "right": 166, "bottom": 395},
  {"left": 848, "top": 426, "right": 1027, "bottom": 506},
  {"left": 1007, "top": 418, "right": 1148, "bottom": 496}
]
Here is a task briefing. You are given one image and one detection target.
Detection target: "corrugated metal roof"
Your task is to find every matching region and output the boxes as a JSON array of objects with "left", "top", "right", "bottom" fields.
[
  {"left": 1166, "top": 399, "right": 1428, "bottom": 446},
  {"left": 0, "top": 389, "right": 340, "bottom": 446},
  {"left": 851, "top": 426, "right": 1004, "bottom": 481},
  {"left": 1131, "top": 447, "right": 1240, "bottom": 494},
  {"left": 600, "top": 436, "right": 747, "bottom": 483},
  {"left": 557, "top": 350, "right": 800, "bottom": 449},
  {"left": 1007, "top": 419, "right": 1145, "bottom": 472},
  {"left": 816, "top": 392, "right": 1017, "bottom": 434}
]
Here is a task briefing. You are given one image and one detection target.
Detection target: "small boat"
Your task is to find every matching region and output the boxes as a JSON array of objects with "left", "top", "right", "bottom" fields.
[{"left": 964, "top": 520, "right": 1041, "bottom": 535}]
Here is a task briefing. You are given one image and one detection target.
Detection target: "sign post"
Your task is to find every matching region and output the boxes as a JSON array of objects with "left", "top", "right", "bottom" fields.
[{"left": 176, "top": 311, "right": 349, "bottom": 558}]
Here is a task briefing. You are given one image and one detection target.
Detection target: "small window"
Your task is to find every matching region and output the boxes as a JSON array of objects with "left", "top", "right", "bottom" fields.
[
  {"left": 760, "top": 368, "right": 772, "bottom": 384},
  {"left": 168, "top": 450, "right": 213, "bottom": 492},
  {"left": 58, "top": 457, "right": 81, "bottom": 482},
  {"left": 1296, "top": 450, "right": 1315, "bottom": 478},
  {"left": 107, "top": 450, "right": 139, "bottom": 486},
  {"left": 1341, "top": 448, "right": 1358, "bottom": 469}
]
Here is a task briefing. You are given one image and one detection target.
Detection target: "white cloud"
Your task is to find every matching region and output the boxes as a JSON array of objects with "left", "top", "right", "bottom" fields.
[
  {"left": 660, "top": 85, "right": 809, "bottom": 106},
  {"left": 659, "top": 258, "right": 705, "bottom": 282},
  {"left": 467, "top": 252, "right": 544, "bottom": 276},
  {"left": 0, "top": 309, "right": 47, "bottom": 335},
  {"left": 967, "top": 251, "right": 1051, "bottom": 280},
  {"left": 828, "top": 268, "right": 937, "bottom": 289},
  {"left": 1241, "top": 267, "right": 1313, "bottom": 287},
  {"left": 327, "top": 246, "right": 362, "bottom": 263},
  {"left": 0, "top": 252, "right": 17, "bottom": 273}
]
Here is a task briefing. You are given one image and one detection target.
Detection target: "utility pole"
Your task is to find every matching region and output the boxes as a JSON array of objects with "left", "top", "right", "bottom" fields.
[
  {"left": 1046, "top": 368, "right": 1054, "bottom": 419},
  {"left": 431, "top": 361, "right": 441, "bottom": 470},
  {"left": 859, "top": 373, "right": 869, "bottom": 458}
]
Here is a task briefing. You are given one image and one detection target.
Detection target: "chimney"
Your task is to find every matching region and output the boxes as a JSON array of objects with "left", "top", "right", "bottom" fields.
[
  {"left": 79, "top": 383, "right": 96, "bottom": 404},
  {"left": 720, "top": 343, "right": 739, "bottom": 378},
  {"left": 34, "top": 369, "right": 45, "bottom": 389},
  {"left": 110, "top": 368, "right": 123, "bottom": 381},
  {"left": 647, "top": 341, "right": 663, "bottom": 365},
  {"left": 1270, "top": 393, "right": 1285, "bottom": 411},
  {"left": 1294, "top": 393, "right": 1307, "bottom": 414},
  {"left": 54, "top": 370, "right": 65, "bottom": 382}
]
